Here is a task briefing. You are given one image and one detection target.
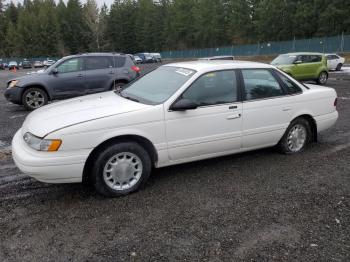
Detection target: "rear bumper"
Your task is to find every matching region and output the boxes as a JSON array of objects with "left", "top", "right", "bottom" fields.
[
  {"left": 4, "top": 87, "right": 23, "bottom": 104},
  {"left": 12, "top": 129, "right": 90, "bottom": 183},
  {"left": 315, "top": 111, "right": 338, "bottom": 132}
]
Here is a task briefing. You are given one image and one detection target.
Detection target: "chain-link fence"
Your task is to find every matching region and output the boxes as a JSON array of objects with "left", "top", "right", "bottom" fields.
[
  {"left": 2, "top": 34, "right": 349, "bottom": 62},
  {"left": 161, "top": 34, "right": 350, "bottom": 59},
  {"left": 0, "top": 57, "right": 61, "bottom": 64}
]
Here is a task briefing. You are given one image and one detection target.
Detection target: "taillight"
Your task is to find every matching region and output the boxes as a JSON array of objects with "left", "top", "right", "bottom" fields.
[
  {"left": 131, "top": 66, "right": 140, "bottom": 73},
  {"left": 334, "top": 98, "right": 338, "bottom": 108}
]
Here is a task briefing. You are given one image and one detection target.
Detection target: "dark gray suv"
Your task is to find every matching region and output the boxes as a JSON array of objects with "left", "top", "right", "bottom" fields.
[{"left": 4, "top": 53, "right": 140, "bottom": 110}]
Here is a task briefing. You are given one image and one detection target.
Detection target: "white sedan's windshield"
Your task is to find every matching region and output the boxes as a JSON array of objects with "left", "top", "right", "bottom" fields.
[{"left": 121, "top": 66, "right": 196, "bottom": 104}]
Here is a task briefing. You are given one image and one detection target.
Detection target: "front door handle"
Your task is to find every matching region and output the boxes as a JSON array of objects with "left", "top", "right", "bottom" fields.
[
  {"left": 227, "top": 113, "right": 241, "bottom": 120},
  {"left": 77, "top": 74, "right": 84, "bottom": 78}
]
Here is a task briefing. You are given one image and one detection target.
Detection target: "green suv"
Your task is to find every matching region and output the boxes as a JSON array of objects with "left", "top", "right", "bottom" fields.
[{"left": 271, "top": 52, "right": 328, "bottom": 84}]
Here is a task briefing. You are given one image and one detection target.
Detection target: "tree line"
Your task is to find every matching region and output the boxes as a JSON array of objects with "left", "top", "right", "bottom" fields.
[{"left": 0, "top": 0, "right": 349, "bottom": 58}]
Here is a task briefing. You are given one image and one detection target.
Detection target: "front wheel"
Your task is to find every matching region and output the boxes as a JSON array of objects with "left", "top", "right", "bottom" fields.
[
  {"left": 22, "top": 87, "right": 48, "bottom": 110},
  {"left": 278, "top": 118, "right": 311, "bottom": 154},
  {"left": 92, "top": 142, "right": 152, "bottom": 197},
  {"left": 316, "top": 71, "right": 328, "bottom": 85}
]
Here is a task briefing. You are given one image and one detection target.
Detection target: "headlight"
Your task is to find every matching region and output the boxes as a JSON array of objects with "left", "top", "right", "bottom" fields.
[
  {"left": 23, "top": 132, "right": 62, "bottom": 152},
  {"left": 8, "top": 80, "right": 19, "bottom": 88}
]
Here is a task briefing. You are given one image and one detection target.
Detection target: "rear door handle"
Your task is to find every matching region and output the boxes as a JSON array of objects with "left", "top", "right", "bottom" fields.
[
  {"left": 77, "top": 74, "right": 84, "bottom": 78},
  {"left": 282, "top": 107, "right": 292, "bottom": 111},
  {"left": 227, "top": 113, "right": 241, "bottom": 120}
]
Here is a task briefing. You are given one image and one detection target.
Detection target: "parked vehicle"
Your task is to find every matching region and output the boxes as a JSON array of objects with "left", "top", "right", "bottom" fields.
[
  {"left": 151, "top": 53, "right": 162, "bottom": 62},
  {"left": 136, "top": 53, "right": 154, "bottom": 63},
  {"left": 8, "top": 61, "right": 19, "bottom": 70},
  {"left": 33, "top": 61, "right": 44, "bottom": 68},
  {"left": 133, "top": 55, "right": 142, "bottom": 64},
  {"left": 44, "top": 59, "right": 56, "bottom": 67},
  {"left": 199, "top": 55, "right": 235, "bottom": 61},
  {"left": 34, "top": 61, "right": 44, "bottom": 68},
  {"left": 271, "top": 52, "right": 329, "bottom": 84},
  {"left": 325, "top": 54, "right": 345, "bottom": 71},
  {"left": 21, "top": 60, "right": 32, "bottom": 69},
  {"left": 12, "top": 60, "right": 338, "bottom": 197},
  {"left": 4, "top": 53, "right": 140, "bottom": 110},
  {"left": 0, "top": 61, "right": 5, "bottom": 70}
]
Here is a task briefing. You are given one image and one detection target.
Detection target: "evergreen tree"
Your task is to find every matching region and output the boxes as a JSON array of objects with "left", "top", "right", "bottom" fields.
[
  {"left": 4, "top": 21, "right": 19, "bottom": 57},
  {"left": 0, "top": 0, "right": 6, "bottom": 56},
  {"left": 37, "top": 0, "right": 60, "bottom": 56},
  {"left": 62, "top": 0, "right": 92, "bottom": 54},
  {"left": 108, "top": 0, "right": 138, "bottom": 53},
  {"left": 168, "top": 0, "right": 196, "bottom": 49},
  {"left": 97, "top": 3, "right": 109, "bottom": 51},
  {"left": 1, "top": 0, "right": 350, "bottom": 57},
  {"left": 83, "top": 0, "right": 99, "bottom": 51}
]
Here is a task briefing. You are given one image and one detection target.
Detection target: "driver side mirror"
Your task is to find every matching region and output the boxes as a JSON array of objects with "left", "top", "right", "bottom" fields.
[
  {"left": 170, "top": 98, "right": 198, "bottom": 111},
  {"left": 51, "top": 68, "right": 58, "bottom": 74}
]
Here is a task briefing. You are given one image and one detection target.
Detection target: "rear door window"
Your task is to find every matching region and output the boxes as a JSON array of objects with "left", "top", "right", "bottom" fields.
[
  {"left": 85, "top": 56, "right": 114, "bottom": 70},
  {"left": 115, "top": 56, "right": 126, "bottom": 67},
  {"left": 309, "top": 55, "right": 322, "bottom": 63},
  {"left": 242, "top": 69, "right": 285, "bottom": 100},
  {"left": 275, "top": 71, "right": 302, "bottom": 94}
]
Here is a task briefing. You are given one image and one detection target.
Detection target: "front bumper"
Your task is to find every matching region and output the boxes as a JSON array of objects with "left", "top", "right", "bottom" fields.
[
  {"left": 12, "top": 129, "right": 90, "bottom": 183},
  {"left": 4, "top": 87, "right": 23, "bottom": 104}
]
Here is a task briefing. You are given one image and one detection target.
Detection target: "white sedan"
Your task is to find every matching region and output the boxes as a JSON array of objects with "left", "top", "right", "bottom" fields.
[
  {"left": 12, "top": 61, "right": 338, "bottom": 197},
  {"left": 326, "top": 54, "right": 345, "bottom": 71}
]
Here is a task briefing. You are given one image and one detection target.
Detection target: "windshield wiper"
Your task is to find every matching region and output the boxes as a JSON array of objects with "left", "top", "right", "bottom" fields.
[{"left": 119, "top": 92, "right": 140, "bottom": 102}]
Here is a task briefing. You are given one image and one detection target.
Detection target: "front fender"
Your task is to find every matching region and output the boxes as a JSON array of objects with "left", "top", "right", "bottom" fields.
[{"left": 21, "top": 83, "right": 53, "bottom": 100}]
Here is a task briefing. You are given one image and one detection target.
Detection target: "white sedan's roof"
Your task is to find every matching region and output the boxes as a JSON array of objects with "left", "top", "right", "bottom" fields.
[{"left": 164, "top": 60, "right": 273, "bottom": 72}]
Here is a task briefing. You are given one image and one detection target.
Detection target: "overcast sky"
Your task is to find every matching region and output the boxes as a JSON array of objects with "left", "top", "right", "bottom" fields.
[{"left": 5, "top": 0, "right": 114, "bottom": 8}]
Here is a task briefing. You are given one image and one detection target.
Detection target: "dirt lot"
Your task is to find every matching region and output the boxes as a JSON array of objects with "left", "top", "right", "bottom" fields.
[{"left": 0, "top": 64, "right": 350, "bottom": 261}]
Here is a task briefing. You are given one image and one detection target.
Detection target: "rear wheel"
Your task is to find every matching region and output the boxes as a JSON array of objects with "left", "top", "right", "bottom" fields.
[
  {"left": 336, "top": 63, "right": 343, "bottom": 71},
  {"left": 316, "top": 71, "right": 328, "bottom": 85},
  {"left": 278, "top": 118, "right": 311, "bottom": 154},
  {"left": 92, "top": 142, "right": 152, "bottom": 197},
  {"left": 111, "top": 81, "right": 127, "bottom": 92},
  {"left": 22, "top": 87, "right": 48, "bottom": 110}
]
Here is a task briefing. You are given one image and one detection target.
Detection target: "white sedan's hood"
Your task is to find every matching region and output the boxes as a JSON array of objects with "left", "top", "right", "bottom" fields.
[{"left": 22, "top": 92, "right": 150, "bottom": 137}]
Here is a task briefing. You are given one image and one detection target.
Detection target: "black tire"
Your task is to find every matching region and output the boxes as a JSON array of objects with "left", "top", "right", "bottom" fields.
[
  {"left": 336, "top": 63, "right": 342, "bottom": 71},
  {"left": 92, "top": 142, "right": 152, "bottom": 197},
  {"left": 22, "top": 87, "right": 48, "bottom": 111},
  {"left": 278, "top": 118, "right": 311, "bottom": 154},
  {"left": 316, "top": 71, "right": 328, "bottom": 85}
]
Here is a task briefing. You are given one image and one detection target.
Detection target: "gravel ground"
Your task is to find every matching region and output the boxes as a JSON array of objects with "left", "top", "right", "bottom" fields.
[{"left": 0, "top": 65, "right": 350, "bottom": 261}]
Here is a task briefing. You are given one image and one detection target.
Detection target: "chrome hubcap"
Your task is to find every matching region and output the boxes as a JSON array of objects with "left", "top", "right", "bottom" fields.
[
  {"left": 287, "top": 124, "right": 307, "bottom": 152},
  {"left": 26, "top": 91, "right": 45, "bottom": 108},
  {"left": 113, "top": 83, "right": 124, "bottom": 93},
  {"left": 319, "top": 73, "right": 327, "bottom": 83},
  {"left": 103, "top": 152, "right": 143, "bottom": 191}
]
